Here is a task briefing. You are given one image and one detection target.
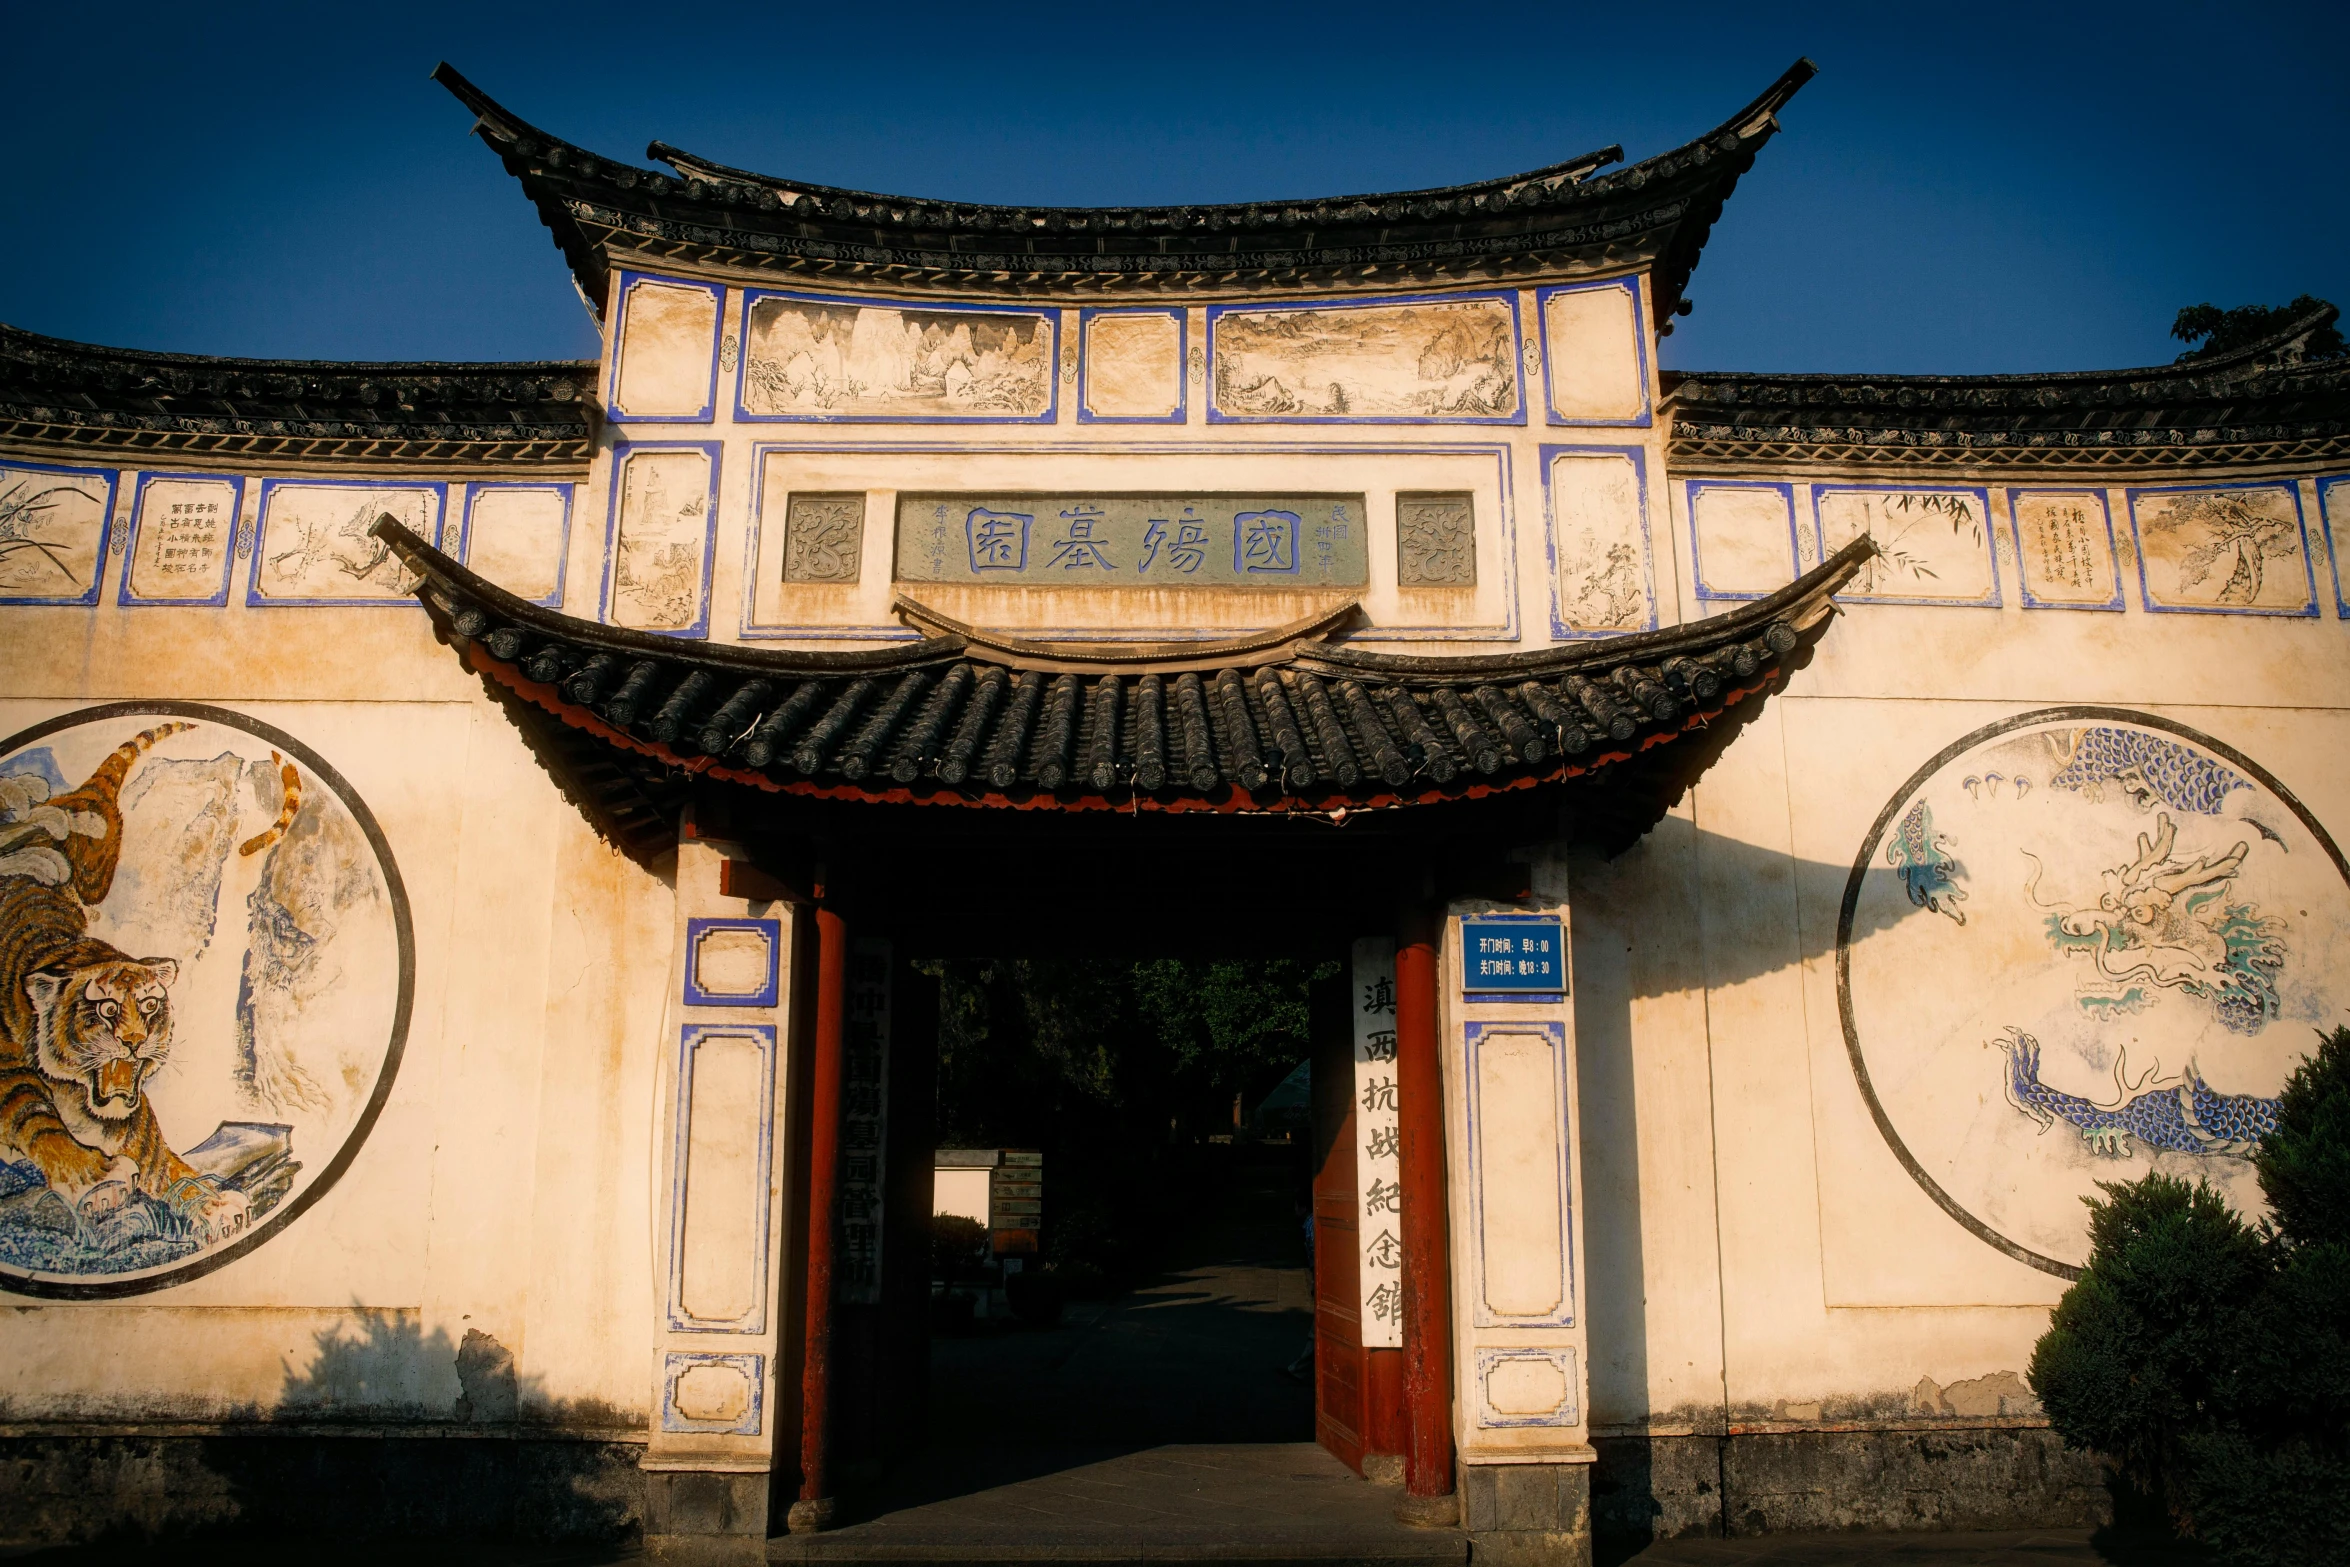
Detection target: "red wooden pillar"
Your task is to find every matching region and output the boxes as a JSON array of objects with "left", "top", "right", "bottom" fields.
[
  {"left": 788, "top": 902, "right": 850, "bottom": 1534},
  {"left": 1394, "top": 903, "right": 1457, "bottom": 1523}
]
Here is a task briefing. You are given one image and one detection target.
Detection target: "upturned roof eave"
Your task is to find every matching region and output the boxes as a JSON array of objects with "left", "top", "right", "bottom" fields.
[{"left": 432, "top": 59, "right": 1813, "bottom": 312}]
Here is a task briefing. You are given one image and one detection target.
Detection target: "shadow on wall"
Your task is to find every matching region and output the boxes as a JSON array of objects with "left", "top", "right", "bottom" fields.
[
  {"left": 0, "top": 1308, "right": 648, "bottom": 1549},
  {"left": 1565, "top": 818, "right": 2065, "bottom": 1544}
]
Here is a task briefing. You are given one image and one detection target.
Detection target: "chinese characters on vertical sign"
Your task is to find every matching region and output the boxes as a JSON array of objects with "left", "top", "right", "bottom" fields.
[
  {"left": 1351, "top": 936, "right": 1403, "bottom": 1348},
  {"left": 838, "top": 938, "right": 892, "bottom": 1306}
]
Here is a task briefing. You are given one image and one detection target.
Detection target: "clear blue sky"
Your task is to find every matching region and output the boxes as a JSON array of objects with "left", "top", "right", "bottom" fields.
[{"left": 4, "top": 2, "right": 2339, "bottom": 375}]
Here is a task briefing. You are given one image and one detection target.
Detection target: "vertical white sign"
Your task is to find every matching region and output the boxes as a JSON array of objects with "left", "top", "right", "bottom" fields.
[
  {"left": 1352, "top": 937, "right": 1403, "bottom": 1348},
  {"left": 839, "top": 938, "right": 892, "bottom": 1305}
]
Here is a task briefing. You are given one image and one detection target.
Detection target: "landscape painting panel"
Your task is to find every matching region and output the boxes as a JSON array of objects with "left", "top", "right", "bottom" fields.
[
  {"left": 0, "top": 709, "right": 403, "bottom": 1291},
  {"left": 607, "top": 450, "right": 712, "bottom": 632},
  {"left": 742, "top": 296, "right": 1053, "bottom": 420},
  {"left": 1212, "top": 297, "right": 1519, "bottom": 421},
  {"left": 1841, "top": 712, "right": 2348, "bottom": 1273}
]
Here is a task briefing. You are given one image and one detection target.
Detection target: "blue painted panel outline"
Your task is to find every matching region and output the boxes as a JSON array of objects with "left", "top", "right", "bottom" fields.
[
  {"left": 604, "top": 271, "right": 724, "bottom": 425},
  {"left": 1684, "top": 479, "right": 1799, "bottom": 604},
  {"left": 731, "top": 287, "right": 1060, "bottom": 425},
  {"left": 246, "top": 477, "right": 445, "bottom": 608},
  {"left": 0, "top": 457, "right": 117, "bottom": 608},
  {"left": 458, "top": 482, "right": 574, "bottom": 609},
  {"left": 738, "top": 440, "right": 1518, "bottom": 644},
  {"left": 2319, "top": 475, "right": 2350, "bottom": 619},
  {"left": 119, "top": 470, "right": 242, "bottom": 609},
  {"left": 1541, "top": 443, "right": 1655, "bottom": 640},
  {"left": 1077, "top": 307, "right": 1187, "bottom": 425},
  {"left": 2004, "top": 487, "right": 2123, "bottom": 613},
  {"left": 1463, "top": 1018, "right": 1575, "bottom": 1328},
  {"left": 659, "top": 1351, "right": 765, "bottom": 1435},
  {"left": 2125, "top": 478, "right": 2318, "bottom": 618},
  {"left": 1810, "top": 483, "right": 2002, "bottom": 609},
  {"left": 602, "top": 441, "right": 722, "bottom": 640},
  {"left": 1204, "top": 290, "right": 1527, "bottom": 426},
  {"left": 682, "top": 918, "right": 782, "bottom": 1009},
  {"left": 1535, "top": 278, "right": 1652, "bottom": 429},
  {"left": 1474, "top": 1347, "right": 1581, "bottom": 1429},
  {"left": 664, "top": 1023, "right": 777, "bottom": 1334}
]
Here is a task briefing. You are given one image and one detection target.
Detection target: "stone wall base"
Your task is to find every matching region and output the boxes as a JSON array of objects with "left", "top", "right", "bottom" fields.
[
  {"left": 1591, "top": 1426, "right": 2111, "bottom": 1544},
  {"left": 0, "top": 1434, "right": 648, "bottom": 1547},
  {"left": 1462, "top": 1461, "right": 1592, "bottom": 1567}
]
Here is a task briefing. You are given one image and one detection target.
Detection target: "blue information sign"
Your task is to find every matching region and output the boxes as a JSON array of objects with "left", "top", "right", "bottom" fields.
[{"left": 1461, "top": 917, "right": 1565, "bottom": 998}]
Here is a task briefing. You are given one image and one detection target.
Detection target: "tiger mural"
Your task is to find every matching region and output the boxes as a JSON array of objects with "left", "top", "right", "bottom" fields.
[{"left": 0, "top": 722, "right": 299, "bottom": 1239}]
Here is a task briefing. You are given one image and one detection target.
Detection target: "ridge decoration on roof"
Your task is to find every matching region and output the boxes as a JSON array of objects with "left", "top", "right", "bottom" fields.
[
  {"left": 1666, "top": 303, "right": 2350, "bottom": 470},
  {"left": 374, "top": 518, "right": 1870, "bottom": 855},
  {"left": 0, "top": 323, "right": 596, "bottom": 466},
  {"left": 431, "top": 59, "right": 1815, "bottom": 317}
]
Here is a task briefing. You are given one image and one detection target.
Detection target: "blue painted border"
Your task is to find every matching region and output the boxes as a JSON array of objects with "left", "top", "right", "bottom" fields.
[
  {"left": 659, "top": 1351, "right": 765, "bottom": 1436},
  {"left": 246, "top": 478, "right": 445, "bottom": 608},
  {"left": 682, "top": 918, "right": 782, "bottom": 1009},
  {"left": 0, "top": 457, "right": 117, "bottom": 607},
  {"left": 1684, "top": 479, "right": 1800, "bottom": 604},
  {"left": 2320, "top": 475, "right": 2350, "bottom": 619},
  {"left": 1542, "top": 443, "right": 1655, "bottom": 639},
  {"left": 1205, "top": 290, "right": 1527, "bottom": 426},
  {"left": 1810, "top": 484, "right": 2002, "bottom": 609},
  {"left": 665, "top": 1023, "right": 777, "bottom": 1334},
  {"left": 119, "top": 470, "right": 242, "bottom": 608},
  {"left": 605, "top": 271, "right": 723, "bottom": 425},
  {"left": 1535, "top": 278, "right": 1652, "bottom": 428},
  {"left": 732, "top": 288, "right": 1060, "bottom": 425},
  {"left": 1463, "top": 1019, "right": 1575, "bottom": 1329},
  {"left": 459, "top": 482, "right": 573, "bottom": 609},
  {"left": 2122, "top": 480, "right": 2318, "bottom": 618},
  {"left": 1077, "top": 307, "right": 1187, "bottom": 424},
  {"left": 602, "top": 441, "right": 722, "bottom": 640},
  {"left": 1474, "top": 1347, "right": 1581, "bottom": 1429},
  {"left": 2005, "top": 487, "right": 2123, "bottom": 612},
  {"left": 738, "top": 440, "right": 1519, "bottom": 644}
]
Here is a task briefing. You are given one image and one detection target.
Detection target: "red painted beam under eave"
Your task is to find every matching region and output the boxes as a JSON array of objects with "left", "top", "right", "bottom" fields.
[
  {"left": 1394, "top": 909, "right": 1456, "bottom": 1508},
  {"left": 793, "top": 904, "right": 850, "bottom": 1531}
]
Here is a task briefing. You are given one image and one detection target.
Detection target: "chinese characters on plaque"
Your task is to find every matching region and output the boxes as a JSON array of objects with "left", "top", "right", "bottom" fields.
[
  {"left": 838, "top": 938, "right": 892, "bottom": 1305},
  {"left": 1351, "top": 936, "right": 1403, "bottom": 1348},
  {"left": 1461, "top": 917, "right": 1565, "bottom": 997},
  {"left": 894, "top": 494, "right": 1368, "bottom": 588}
]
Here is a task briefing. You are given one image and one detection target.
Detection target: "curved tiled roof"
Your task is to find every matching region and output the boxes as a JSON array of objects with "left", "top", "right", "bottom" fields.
[
  {"left": 0, "top": 323, "right": 597, "bottom": 467},
  {"left": 432, "top": 59, "right": 1815, "bottom": 316},
  {"left": 1665, "top": 304, "right": 2350, "bottom": 470},
  {"left": 376, "top": 518, "right": 1868, "bottom": 856}
]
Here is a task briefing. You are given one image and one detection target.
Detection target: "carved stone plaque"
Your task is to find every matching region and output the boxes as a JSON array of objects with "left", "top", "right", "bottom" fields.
[
  {"left": 782, "top": 493, "right": 866, "bottom": 584},
  {"left": 1396, "top": 492, "right": 1476, "bottom": 586},
  {"left": 894, "top": 494, "right": 1366, "bottom": 588}
]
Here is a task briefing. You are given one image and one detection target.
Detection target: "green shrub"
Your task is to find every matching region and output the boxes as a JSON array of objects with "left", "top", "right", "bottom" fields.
[
  {"left": 931, "top": 1213, "right": 988, "bottom": 1280},
  {"left": 2029, "top": 1026, "right": 2350, "bottom": 1567}
]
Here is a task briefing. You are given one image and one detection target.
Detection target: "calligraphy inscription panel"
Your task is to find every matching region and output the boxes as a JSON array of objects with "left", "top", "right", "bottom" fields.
[{"left": 894, "top": 494, "right": 1367, "bottom": 588}]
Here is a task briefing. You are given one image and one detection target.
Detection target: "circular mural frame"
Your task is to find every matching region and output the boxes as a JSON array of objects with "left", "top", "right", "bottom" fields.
[
  {"left": 0, "top": 701, "right": 413, "bottom": 1299},
  {"left": 1835, "top": 705, "right": 2349, "bottom": 1280}
]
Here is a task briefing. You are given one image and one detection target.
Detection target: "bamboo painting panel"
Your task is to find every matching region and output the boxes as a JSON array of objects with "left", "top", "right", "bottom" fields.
[{"left": 1814, "top": 486, "right": 1997, "bottom": 607}]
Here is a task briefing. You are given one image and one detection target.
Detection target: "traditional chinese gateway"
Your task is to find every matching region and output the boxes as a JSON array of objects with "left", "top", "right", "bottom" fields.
[{"left": 3, "top": 58, "right": 2348, "bottom": 1562}]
